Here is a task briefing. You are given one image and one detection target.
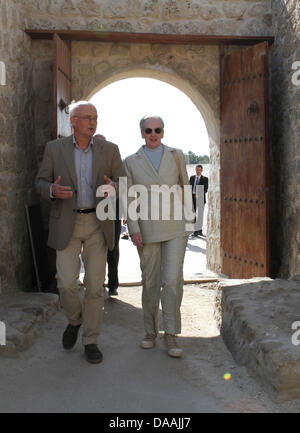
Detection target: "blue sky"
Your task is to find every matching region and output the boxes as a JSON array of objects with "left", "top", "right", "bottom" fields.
[{"left": 90, "top": 77, "right": 209, "bottom": 159}]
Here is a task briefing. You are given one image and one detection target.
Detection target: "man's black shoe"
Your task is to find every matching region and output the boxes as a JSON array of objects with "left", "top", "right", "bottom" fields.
[
  {"left": 84, "top": 344, "right": 103, "bottom": 364},
  {"left": 108, "top": 288, "right": 118, "bottom": 296},
  {"left": 62, "top": 324, "right": 81, "bottom": 350}
]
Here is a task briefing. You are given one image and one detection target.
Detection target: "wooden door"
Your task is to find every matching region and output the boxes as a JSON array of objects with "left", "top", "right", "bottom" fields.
[
  {"left": 53, "top": 33, "right": 72, "bottom": 138},
  {"left": 220, "top": 42, "right": 270, "bottom": 278}
]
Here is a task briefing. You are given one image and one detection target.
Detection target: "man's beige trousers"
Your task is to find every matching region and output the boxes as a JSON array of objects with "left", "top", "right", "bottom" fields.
[
  {"left": 56, "top": 213, "right": 107, "bottom": 346},
  {"left": 138, "top": 235, "right": 188, "bottom": 336}
]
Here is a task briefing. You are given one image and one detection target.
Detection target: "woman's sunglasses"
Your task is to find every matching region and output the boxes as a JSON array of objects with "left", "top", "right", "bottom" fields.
[{"left": 144, "top": 128, "right": 163, "bottom": 134}]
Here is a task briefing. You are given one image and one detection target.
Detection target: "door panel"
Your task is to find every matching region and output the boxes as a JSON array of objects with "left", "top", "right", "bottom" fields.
[
  {"left": 53, "top": 33, "right": 72, "bottom": 138},
  {"left": 220, "top": 42, "right": 270, "bottom": 278}
]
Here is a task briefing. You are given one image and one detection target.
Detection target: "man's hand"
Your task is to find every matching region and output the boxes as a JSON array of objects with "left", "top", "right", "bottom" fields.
[
  {"left": 101, "top": 175, "right": 116, "bottom": 198},
  {"left": 52, "top": 176, "right": 73, "bottom": 199},
  {"left": 131, "top": 232, "right": 143, "bottom": 248}
]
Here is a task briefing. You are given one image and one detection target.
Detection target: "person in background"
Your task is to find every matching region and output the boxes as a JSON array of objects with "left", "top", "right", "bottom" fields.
[
  {"left": 95, "top": 134, "right": 121, "bottom": 297},
  {"left": 189, "top": 164, "right": 208, "bottom": 237},
  {"left": 121, "top": 220, "right": 129, "bottom": 240}
]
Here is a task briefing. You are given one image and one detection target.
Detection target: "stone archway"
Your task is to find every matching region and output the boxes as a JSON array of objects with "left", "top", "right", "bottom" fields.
[
  {"left": 31, "top": 40, "right": 222, "bottom": 274},
  {"left": 75, "top": 63, "right": 221, "bottom": 274},
  {"left": 86, "top": 68, "right": 218, "bottom": 146}
]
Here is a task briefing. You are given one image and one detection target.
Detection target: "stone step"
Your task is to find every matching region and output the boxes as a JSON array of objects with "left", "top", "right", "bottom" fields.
[
  {"left": 215, "top": 275, "right": 300, "bottom": 402},
  {"left": 0, "top": 292, "right": 59, "bottom": 358}
]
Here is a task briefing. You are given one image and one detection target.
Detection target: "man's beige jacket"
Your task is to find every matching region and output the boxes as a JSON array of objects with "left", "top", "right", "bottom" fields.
[{"left": 35, "top": 135, "right": 124, "bottom": 251}]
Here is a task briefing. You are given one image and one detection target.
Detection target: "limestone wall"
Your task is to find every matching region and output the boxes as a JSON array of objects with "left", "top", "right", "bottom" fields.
[
  {"left": 0, "top": 0, "right": 36, "bottom": 294},
  {"left": 7, "top": 0, "right": 300, "bottom": 294},
  {"left": 270, "top": 0, "right": 300, "bottom": 277},
  {"left": 28, "top": 0, "right": 273, "bottom": 279},
  {"left": 22, "top": 0, "right": 273, "bottom": 36}
]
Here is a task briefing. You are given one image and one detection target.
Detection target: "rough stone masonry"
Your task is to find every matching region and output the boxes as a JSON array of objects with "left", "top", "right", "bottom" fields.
[
  {"left": 0, "top": 1, "right": 299, "bottom": 403},
  {"left": 215, "top": 275, "right": 300, "bottom": 402},
  {"left": 2, "top": 0, "right": 289, "bottom": 295}
]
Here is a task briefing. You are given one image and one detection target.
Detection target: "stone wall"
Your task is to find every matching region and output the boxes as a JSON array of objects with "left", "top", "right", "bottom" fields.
[
  {"left": 28, "top": 0, "right": 273, "bottom": 278},
  {"left": 7, "top": 0, "right": 300, "bottom": 294},
  {"left": 22, "top": 0, "right": 273, "bottom": 36},
  {"left": 0, "top": 0, "right": 37, "bottom": 294},
  {"left": 270, "top": 0, "right": 300, "bottom": 277}
]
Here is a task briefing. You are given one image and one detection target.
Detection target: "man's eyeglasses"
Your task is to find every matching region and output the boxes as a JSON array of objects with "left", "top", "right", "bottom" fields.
[
  {"left": 144, "top": 128, "right": 163, "bottom": 134},
  {"left": 74, "top": 115, "right": 98, "bottom": 122}
]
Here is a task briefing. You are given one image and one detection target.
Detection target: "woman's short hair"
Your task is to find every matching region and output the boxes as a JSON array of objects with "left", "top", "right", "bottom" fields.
[{"left": 139, "top": 115, "right": 164, "bottom": 131}]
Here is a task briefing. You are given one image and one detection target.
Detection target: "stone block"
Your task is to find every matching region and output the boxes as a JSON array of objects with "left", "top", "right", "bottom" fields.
[
  {"left": 78, "top": 0, "right": 102, "bottom": 17},
  {"left": 103, "top": 0, "right": 141, "bottom": 19},
  {"left": 5, "top": 323, "right": 27, "bottom": 351},
  {"left": 61, "top": 0, "right": 80, "bottom": 17},
  {"left": 0, "top": 293, "right": 60, "bottom": 357},
  {"left": 130, "top": 43, "right": 152, "bottom": 61},
  {"left": 199, "top": 5, "right": 221, "bottom": 21},
  {"left": 239, "top": 18, "right": 273, "bottom": 36},
  {"left": 135, "top": 17, "right": 153, "bottom": 32},
  {"left": 223, "top": 3, "right": 247, "bottom": 19},
  {"left": 103, "top": 1, "right": 128, "bottom": 18},
  {"left": 263, "top": 13, "right": 272, "bottom": 27},
  {"left": 247, "top": 3, "right": 269, "bottom": 18},
  {"left": 215, "top": 276, "right": 300, "bottom": 401},
  {"left": 94, "top": 61, "right": 110, "bottom": 75},
  {"left": 108, "top": 20, "right": 134, "bottom": 32},
  {"left": 109, "top": 43, "right": 131, "bottom": 57},
  {"left": 1, "top": 1, "right": 8, "bottom": 30},
  {"left": 162, "top": 0, "right": 201, "bottom": 20},
  {"left": 174, "top": 21, "right": 208, "bottom": 34},
  {"left": 142, "top": 0, "right": 160, "bottom": 19},
  {"left": 46, "top": 1, "right": 62, "bottom": 16},
  {"left": 152, "top": 22, "right": 176, "bottom": 34},
  {"left": 91, "top": 43, "right": 110, "bottom": 58},
  {"left": 0, "top": 341, "right": 19, "bottom": 358}
]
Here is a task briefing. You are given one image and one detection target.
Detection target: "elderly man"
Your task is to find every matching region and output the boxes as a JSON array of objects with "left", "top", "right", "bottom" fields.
[
  {"left": 124, "top": 115, "right": 192, "bottom": 358},
  {"left": 36, "top": 101, "right": 124, "bottom": 364}
]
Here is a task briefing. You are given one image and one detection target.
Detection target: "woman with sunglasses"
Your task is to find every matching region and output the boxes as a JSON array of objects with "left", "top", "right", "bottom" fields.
[{"left": 123, "top": 115, "right": 192, "bottom": 358}]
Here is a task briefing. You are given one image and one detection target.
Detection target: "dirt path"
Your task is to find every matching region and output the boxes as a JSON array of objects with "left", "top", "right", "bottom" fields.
[{"left": 1, "top": 284, "right": 300, "bottom": 413}]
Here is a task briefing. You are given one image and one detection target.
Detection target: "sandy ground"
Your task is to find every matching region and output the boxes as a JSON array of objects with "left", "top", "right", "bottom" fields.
[
  {"left": 1, "top": 283, "right": 300, "bottom": 413},
  {"left": 2, "top": 164, "right": 299, "bottom": 413},
  {"left": 105, "top": 221, "right": 216, "bottom": 285},
  {"left": 101, "top": 163, "right": 214, "bottom": 284}
]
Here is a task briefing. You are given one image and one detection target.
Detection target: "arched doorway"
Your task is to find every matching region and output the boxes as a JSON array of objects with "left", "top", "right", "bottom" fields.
[
  {"left": 83, "top": 70, "right": 220, "bottom": 279},
  {"left": 49, "top": 37, "right": 270, "bottom": 279},
  {"left": 86, "top": 76, "right": 216, "bottom": 283}
]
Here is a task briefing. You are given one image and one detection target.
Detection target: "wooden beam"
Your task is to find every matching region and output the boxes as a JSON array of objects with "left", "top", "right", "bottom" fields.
[{"left": 25, "top": 29, "right": 274, "bottom": 46}]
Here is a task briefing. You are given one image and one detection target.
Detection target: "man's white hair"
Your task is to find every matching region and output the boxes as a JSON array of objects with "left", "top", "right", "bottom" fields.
[{"left": 68, "top": 100, "right": 96, "bottom": 117}]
